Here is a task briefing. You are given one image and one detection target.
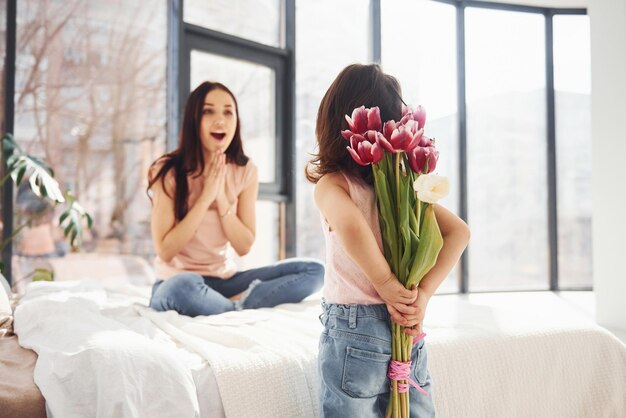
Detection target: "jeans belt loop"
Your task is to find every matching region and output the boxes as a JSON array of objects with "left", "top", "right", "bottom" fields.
[{"left": 348, "top": 304, "right": 357, "bottom": 329}]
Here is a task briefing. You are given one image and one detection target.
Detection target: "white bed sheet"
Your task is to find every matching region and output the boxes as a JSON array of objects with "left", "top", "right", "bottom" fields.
[{"left": 13, "top": 280, "right": 626, "bottom": 418}]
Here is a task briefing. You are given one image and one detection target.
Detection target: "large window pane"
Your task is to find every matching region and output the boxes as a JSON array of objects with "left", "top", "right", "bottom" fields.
[
  {"left": 12, "top": 1, "right": 167, "bottom": 280},
  {"left": 382, "top": 0, "right": 459, "bottom": 294},
  {"left": 554, "top": 15, "right": 592, "bottom": 288},
  {"left": 190, "top": 51, "right": 276, "bottom": 184},
  {"left": 465, "top": 8, "right": 548, "bottom": 291},
  {"left": 295, "top": 0, "right": 370, "bottom": 261},
  {"left": 184, "top": 0, "right": 283, "bottom": 48}
]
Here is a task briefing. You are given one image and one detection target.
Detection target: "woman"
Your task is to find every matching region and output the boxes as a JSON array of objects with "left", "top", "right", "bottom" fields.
[{"left": 147, "top": 81, "right": 324, "bottom": 317}]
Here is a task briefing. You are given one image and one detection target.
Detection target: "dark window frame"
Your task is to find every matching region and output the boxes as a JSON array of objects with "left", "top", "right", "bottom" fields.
[{"left": 2, "top": 0, "right": 17, "bottom": 285}]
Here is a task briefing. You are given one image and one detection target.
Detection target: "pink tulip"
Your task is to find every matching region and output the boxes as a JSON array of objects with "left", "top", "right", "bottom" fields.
[
  {"left": 367, "top": 107, "right": 382, "bottom": 132},
  {"left": 346, "top": 133, "right": 384, "bottom": 166},
  {"left": 400, "top": 105, "right": 427, "bottom": 130},
  {"left": 408, "top": 146, "right": 439, "bottom": 174},
  {"left": 413, "top": 105, "right": 426, "bottom": 130},
  {"left": 341, "top": 130, "right": 353, "bottom": 140},
  {"left": 345, "top": 106, "right": 368, "bottom": 134},
  {"left": 344, "top": 106, "right": 383, "bottom": 136},
  {"left": 383, "top": 120, "right": 396, "bottom": 141},
  {"left": 378, "top": 121, "right": 424, "bottom": 153},
  {"left": 419, "top": 135, "right": 434, "bottom": 147}
]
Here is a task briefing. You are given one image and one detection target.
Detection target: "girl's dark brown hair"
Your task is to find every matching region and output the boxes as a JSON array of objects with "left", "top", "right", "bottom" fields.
[
  {"left": 305, "top": 64, "right": 403, "bottom": 185},
  {"left": 147, "top": 81, "right": 249, "bottom": 220}
]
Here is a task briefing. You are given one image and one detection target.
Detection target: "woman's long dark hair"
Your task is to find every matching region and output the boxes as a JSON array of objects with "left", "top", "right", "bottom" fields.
[
  {"left": 305, "top": 64, "right": 403, "bottom": 185},
  {"left": 147, "top": 82, "right": 249, "bottom": 220}
]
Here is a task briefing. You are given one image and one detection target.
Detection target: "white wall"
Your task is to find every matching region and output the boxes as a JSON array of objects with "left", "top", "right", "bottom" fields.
[{"left": 588, "top": 0, "right": 626, "bottom": 331}]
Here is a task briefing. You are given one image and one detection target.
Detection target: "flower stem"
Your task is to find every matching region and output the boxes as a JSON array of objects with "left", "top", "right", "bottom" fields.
[
  {"left": 416, "top": 199, "right": 421, "bottom": 238},
  {"left": 393, "top": 323, "right": 400, "bottom": 418},
  {"left": 394, "top": 154, "right": 401, "bottom": 276},
  {"left": 385, "top": 400, "right": 392, "bottom": 418}
]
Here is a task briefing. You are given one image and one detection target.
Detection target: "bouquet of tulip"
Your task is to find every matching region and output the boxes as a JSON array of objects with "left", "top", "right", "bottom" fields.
[{"left": 342, "top": 105, "right": 449, "bottom": 417}]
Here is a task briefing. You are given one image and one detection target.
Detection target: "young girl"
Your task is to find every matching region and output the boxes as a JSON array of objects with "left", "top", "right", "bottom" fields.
[
  {"left": 307, "top": 64, "right": 470, "bottom": 417},
  {"left": 147, "top": 81, "right": 324, "bottom": 317}
]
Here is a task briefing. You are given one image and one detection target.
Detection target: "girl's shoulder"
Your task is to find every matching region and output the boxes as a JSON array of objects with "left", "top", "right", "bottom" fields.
[
  {"left": 316, "top": 171, "right": 375, "bottom": 209},
  {"left": 316, "top": 171, "right": 350, "bottom": 196}
]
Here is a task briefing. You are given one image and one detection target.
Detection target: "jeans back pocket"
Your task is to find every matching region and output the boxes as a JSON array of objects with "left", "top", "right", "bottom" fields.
[
  {"left": 411, "top": 342, "right": 429, "bottom": 386},
  {"left": 341, "top": 346, "right": 391, "bottom": 398}
]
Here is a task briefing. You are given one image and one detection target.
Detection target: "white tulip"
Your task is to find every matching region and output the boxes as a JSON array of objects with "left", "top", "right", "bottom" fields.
[{"left": 413, "top": 174, "right": 449, "bottom": 203}]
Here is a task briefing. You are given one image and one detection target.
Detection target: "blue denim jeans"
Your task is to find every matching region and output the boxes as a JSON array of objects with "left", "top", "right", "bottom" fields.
[
  {"left": 149, "top": 258, "right": 324, "bottom": 317},
  {"left": 318, "top": 301, "right": 436, "bottom": 417}
]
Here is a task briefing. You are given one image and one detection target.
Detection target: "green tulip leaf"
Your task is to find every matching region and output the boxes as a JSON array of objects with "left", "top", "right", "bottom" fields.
[
  {"left": 407, "top": 204, "right": 444, "bottom": 288},
  {"left": 374, "top": 164, "right": 398, "bottom": 271}
]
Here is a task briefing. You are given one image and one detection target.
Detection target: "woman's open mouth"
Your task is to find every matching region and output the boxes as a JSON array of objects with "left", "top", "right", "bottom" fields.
[{"left": 211, "top": 132, "right": 226, "bottom": 140}]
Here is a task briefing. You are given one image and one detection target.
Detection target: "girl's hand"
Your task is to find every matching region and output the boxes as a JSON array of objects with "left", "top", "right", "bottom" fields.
[
  {"left": 386, "top": 286, "right": 431, "bottom": 336},
  {"left": 372, "top": 272, "right": 418, "bottom": 321},
  {"left": 200, "top": 152, "right": 226, "bottom": 206}
]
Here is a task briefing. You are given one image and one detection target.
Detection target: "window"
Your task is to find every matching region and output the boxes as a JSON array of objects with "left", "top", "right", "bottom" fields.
[
  {"left": 184, "top": 0, "right": 284, "bottom": 48},
  {"left": 553, "top": 15, "right": 592, "bottom": 288},
  {"left": 10, "top": 0, "right": 166, "bottom": 282},
  {"left": 465, "top": 8, "right": 548, "bottom": 291}
]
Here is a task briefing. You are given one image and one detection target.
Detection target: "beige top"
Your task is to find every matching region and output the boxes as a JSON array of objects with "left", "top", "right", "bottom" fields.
[
  {"left": 152, "top": 159, "right": 258, "bottom": 280},
  {"left": 321, "top": 172, "right": 384, "bottom": 305}
]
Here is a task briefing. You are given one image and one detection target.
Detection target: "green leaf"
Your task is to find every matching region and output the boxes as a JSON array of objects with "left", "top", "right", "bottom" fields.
[
  {"left": 407, "top": 204, "right": 444, "bottom": 288},
  {"left": 9, "top": 154, "right": 65, "bottom": 203},
  {"left": 398, "top": 172, "right": 413, "bottom": 283},
  {"left": 63, "top": 222, "right": 73, "bottom": 238},
  {"left": 2, "top": 133, "right": 17, "bottom": 153},
  {"left": 15, "top": 165, "right": 27, "bottom": 186},
  {"left": 59, "top": 211, "right": 70, "bottom": 225},
  {"left": 373, "top": 164, "right": 398, "bottom": 271},
  {"left": 70, "top": 228, "right": 78, "bottom": 247},
  {"left": 57, "top": 191, "right": 92, "bottom": 250},
  {"left": 408, "top": 228, "right": 419, "bottom": 266}
]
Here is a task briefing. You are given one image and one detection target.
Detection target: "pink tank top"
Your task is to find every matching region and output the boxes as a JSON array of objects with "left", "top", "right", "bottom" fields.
[
  {"left": 321, "top": 172, "right": 384, "bottom": 305},
  {"left": 151, "top": 160, "right": 258, "bottom": 280}
]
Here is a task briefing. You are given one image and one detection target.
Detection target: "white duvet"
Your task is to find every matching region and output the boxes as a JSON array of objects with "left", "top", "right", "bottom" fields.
[
  {"left": 13, "top": 281, "right": 202, "bottom": 418},
  {"left": 13, "top": 280, "right": 626, "bottom": 418}
]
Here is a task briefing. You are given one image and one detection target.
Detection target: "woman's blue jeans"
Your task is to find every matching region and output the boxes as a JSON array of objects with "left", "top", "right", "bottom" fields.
[{"left": 149, "top": 258, "right": 324, "bottom": 317}]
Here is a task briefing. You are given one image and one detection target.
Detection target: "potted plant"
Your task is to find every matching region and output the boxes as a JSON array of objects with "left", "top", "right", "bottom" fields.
[{"left": 0, "top": 133, "right": 93, "bottom": 286}]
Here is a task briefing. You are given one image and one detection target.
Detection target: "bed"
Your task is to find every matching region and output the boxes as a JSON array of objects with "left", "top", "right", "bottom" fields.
[{"left": 3, "top": 274, "right": 626, "bottom": 417}]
